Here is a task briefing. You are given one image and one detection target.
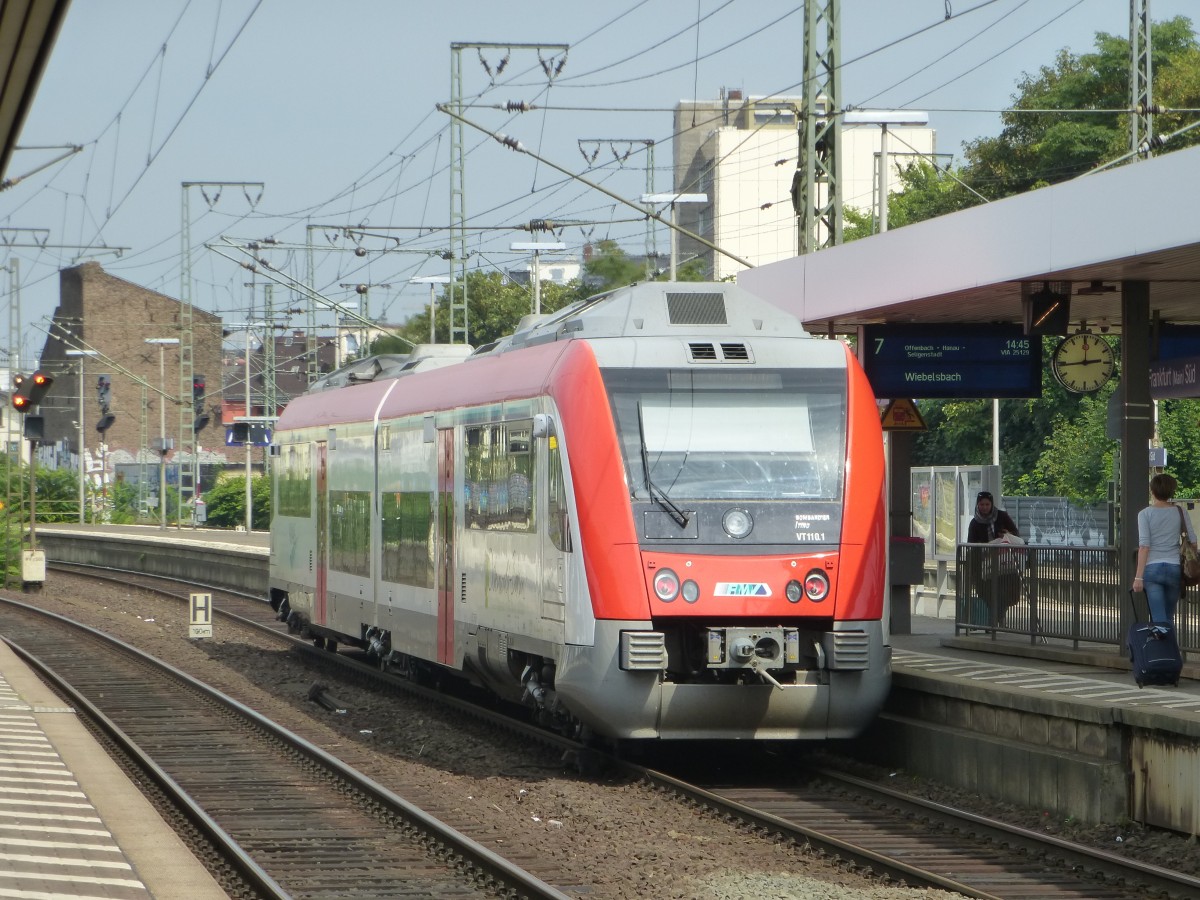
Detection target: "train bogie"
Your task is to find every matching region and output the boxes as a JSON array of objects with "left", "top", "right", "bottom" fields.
[{"left": 269, "top": 282, "right": 890, "bottom": 741}]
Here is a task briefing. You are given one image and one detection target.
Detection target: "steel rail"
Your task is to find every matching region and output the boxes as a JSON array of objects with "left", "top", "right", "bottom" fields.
[{"left": 0, "top": 596, "right": 572, "bottom": 900}]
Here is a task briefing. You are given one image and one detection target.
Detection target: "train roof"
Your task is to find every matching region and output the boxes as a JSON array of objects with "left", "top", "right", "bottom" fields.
[
  {"left": 475, "top": 280, "right": 809, "bottom": 356},
  {"left": 275, "top": 282, "right": 838, "bottom": 432},
  {"left": 306, "top": 344, "right": 475, "bottom": 394},
  {"left": 302, "top": 281, "right": 810, "bottom": 396}
]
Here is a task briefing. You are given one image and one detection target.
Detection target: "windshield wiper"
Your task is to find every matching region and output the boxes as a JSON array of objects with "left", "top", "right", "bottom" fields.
[{"left": 636, "top": 402, "right": 690, "bottom": 529}]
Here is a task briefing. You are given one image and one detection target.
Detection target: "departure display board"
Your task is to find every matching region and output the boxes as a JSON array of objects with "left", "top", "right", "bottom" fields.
[{"left": 861, "top": 324, "right": 1042, "bottom": 399}]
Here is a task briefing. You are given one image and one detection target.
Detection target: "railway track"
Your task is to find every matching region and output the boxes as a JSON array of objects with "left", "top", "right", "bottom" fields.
[
  {"left": 0, "top": 595, "right": 570, "bottom": 900},
  {"left": 637, "top": 761, "right": 1200, "bottom": 899},
  {"left": 40, "top": 563, "right": 1200, "bottom": 898}
]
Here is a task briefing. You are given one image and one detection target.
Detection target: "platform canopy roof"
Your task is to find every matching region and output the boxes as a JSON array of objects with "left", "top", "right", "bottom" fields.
[
  {"left": 738, "top": 144, "right": 1200, "bottom": 336},
  {"left": 0, "top": 0, "right": 70, "bottom": 182}
]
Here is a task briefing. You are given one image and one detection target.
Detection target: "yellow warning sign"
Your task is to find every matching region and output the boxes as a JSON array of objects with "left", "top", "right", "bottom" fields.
[{"left": 880, "top": 399, "right": 926, "bottom": 431}]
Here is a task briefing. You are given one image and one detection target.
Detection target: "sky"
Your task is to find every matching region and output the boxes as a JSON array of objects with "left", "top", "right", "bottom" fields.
[{"left": 2, "top": 0, "right": 1196, "bottom": 362}]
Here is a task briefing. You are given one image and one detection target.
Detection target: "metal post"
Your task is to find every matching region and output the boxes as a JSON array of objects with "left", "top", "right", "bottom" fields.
[
  {"left": 28, "top": 439, "right": 36, "bottom": 552},
  {"left": 77, "top": 359, "right": 85, "bottom": 523},
  {"left": 159, "top": 346, "right": 167, "bottom": 530},
  {"left": 878, "top": 124, "right": 889, "bottom": 234},
  {"left": 146, "top": 338, "right": 179, "bottom": 529},
  {"left": 669, "top": 203, "right": 678, "bottom": 280},
  {"left": 430, "top": 283, "right": 437, "bottom": 343},
  {"left": 246, "top": 326, "right": 253, "bottom": 532},
  {"left": 532, "top": 249, "right": 541, "bottom": 314}
]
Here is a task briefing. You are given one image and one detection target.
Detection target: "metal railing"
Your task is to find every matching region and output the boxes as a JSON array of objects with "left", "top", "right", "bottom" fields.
[{"left": 954, "top": 543, "right": 1200, "bottom": 653}]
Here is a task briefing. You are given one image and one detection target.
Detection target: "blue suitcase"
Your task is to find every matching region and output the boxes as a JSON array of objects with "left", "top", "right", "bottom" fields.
[{"left": 1127, "top": 591, "right": 1182, "bottom": 688}]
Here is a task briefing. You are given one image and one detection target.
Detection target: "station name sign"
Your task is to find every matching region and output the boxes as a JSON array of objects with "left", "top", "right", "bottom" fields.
[
  {"left": 861, "top": 324, "right": 1042, "bottom": 399},
  {"left": 1150, "top": 355, "right": 1200, "bottom": 399}
]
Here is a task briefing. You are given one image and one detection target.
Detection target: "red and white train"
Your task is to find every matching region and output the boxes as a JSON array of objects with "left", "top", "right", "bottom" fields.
[{"left": 268, "top": 281, "right": 890, "bottom": 741}]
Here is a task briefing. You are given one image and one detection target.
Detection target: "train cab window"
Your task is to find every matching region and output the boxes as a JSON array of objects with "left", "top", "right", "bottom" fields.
[
  {"left": 603, "top": 368, "right": 847, "bottom": 503},
  {"left": 548, "top": 438, "right": 571, "bottom": 552},
  {"left": 464, "top": 420, "right": 536, "bottom": 532}
]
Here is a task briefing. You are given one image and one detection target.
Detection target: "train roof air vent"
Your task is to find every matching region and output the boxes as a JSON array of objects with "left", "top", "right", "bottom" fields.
[
  {"left": 720, "top": 343, "right": 749, "bottom": 360},
  {"left": 688, "top": 342, "right": 718, "bottom": 361},
  {"left": 667, "top": 292, "right": 727, "bottom": 325}
]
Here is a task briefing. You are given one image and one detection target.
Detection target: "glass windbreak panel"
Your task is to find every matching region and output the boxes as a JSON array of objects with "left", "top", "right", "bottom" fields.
[
  {"left": 933, "top": 470, "right": 958, "bottom": 557},
  {"left": 911, "top": 470, "right": 932, "bottom": 550},
  {"left": 603, "top": 368, "right": 846, "bottom": 501}
]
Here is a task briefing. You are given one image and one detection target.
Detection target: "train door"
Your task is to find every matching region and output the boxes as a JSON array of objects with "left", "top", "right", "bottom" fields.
[
  {"left": 435, "top": 428, "right": 455, "bottom": 665},
  {"left": 315, "top": 441, "right": 328, "bottom": 626}
]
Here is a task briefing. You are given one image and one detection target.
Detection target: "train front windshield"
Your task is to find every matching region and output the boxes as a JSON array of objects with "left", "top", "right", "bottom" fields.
[{"left": 603, "top": 368, "right": 847, "bottom": 502}]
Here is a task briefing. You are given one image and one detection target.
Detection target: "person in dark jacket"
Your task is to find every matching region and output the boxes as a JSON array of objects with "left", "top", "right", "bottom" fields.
[
  {"left": 967, "top": 491, "right": 1018, "bottom": 543},
  {"left": 967, "top": 491, "right": 1021, "bottom": 626}
]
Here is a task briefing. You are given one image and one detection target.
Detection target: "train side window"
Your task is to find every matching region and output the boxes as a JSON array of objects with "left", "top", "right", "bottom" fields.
[
  {"left": 464, "top": 420, "right": 536, "bottom": 533},
  {"left": 277, "top": 443, "right": 312, "bottom": 518},
  {"left": 548, "top": 437, "right": 571, "bottom": 552}
]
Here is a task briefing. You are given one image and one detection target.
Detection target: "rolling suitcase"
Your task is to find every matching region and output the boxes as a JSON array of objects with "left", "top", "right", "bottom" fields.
[{"left": 1127, "top": 590, "right": 1182, "bottom": 688}]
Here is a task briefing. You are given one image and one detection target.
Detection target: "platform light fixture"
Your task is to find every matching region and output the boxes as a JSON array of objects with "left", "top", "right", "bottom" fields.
[
  {"left": 843, "top": 110, "right": 930, "bottom": 234},
  {"left": 66, "top": 350, "right": 99, "bottom": 523},
  {"left": 410, "top": 275, "right": 451, "bottom": 343},
  {"left": 640, "top": 193, "right": 707, "bottom": 280},
  {"left": 146, "top": 338, "right": 180, "bottom": 529},
  {"left": 510, "top": 242, "right": 566, "bottom": 315}
]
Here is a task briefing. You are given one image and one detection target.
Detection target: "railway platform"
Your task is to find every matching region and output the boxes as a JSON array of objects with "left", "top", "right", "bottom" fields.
[
  {"left": 880, "top": 615, "right": 1200, "bottom": 833},
  {"left": 0, "top": 638, "right": 226, "bottom": 899}
]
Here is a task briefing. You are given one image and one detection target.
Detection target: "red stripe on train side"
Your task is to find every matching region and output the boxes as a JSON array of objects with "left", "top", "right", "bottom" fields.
[
  {"left": 547, "top": 341, "right": 650, "bottom": 622},
  {"left": 836, "top": 343, "right": 887, "bottom": 621}
]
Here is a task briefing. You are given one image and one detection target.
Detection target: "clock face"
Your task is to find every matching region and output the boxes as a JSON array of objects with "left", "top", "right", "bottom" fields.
[{"left": 1051, "top": 332, "right": 1116, "bottom": 393}]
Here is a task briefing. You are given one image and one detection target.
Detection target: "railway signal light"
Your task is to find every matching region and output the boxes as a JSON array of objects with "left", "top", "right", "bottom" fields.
[
  {"left": 97, "top": 374, "right": 112, "bottom": 414},
  {"left": 27, "top": 370, "right": 53, "bottom": 405},
  {"left": 11, "top": 374, "right": 29, "bottom": 412},
  {"left": 192, "top": 376, "right": 210, "bottom": 431},
  {"left": 96, "top": 413, "right": 116, "bottom": 433},
  {"left": 13, "top": 370, "right": 54, "bottom": 415}
]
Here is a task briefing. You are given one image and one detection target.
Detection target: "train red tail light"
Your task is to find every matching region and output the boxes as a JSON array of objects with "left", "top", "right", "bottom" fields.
[
  {"left": 653, "top": 569, "right": 680, "bottom": 602},
  {"left": 804, "top": 571, "right": 830, "bottom": 601}
]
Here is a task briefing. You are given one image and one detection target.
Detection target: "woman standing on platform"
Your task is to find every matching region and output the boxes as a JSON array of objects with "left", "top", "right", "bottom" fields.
[
  {"left": 967, "top": 491, "right": 1021, "bottom": 627},
  {"left": 1133, "top": 473, "right": 1197, "bottom": 624}
]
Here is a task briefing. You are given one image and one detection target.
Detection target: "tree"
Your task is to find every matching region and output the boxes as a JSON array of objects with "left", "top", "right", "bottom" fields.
[
  {"left": 106, "top": 479, "right": 141, "bottom": 524},
  {"left": 390, "top": 270, "right": 581, "bottom": 350},
  {"left": 897, "top": 17, "right": 1200, "bottom": 214},
  {"left": 583, "top": 239, "right": 645, "bottom": 291},
  {"left": 31, "top": 466, "right": 81, "bottom": 524},
  {"left": 202, "top": 472, "right": 271, "bottom": 530}
]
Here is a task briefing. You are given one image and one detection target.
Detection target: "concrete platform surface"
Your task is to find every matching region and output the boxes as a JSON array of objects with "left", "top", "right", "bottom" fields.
[{"left": 0, "top": 640, "right": 226, "bottom": 900}]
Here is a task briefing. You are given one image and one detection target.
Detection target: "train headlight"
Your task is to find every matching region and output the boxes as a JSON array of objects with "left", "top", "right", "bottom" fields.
[
  {"left": 785, "top": 580, "right": 803, "bottom": 603},
  {"left": 804, "top": 571, "right": 830, "bottom": 601},
  {"left": 653, "top": 568, "right": 680, "bottom": 602},
  {"left": 722, "top": 508, "right": 753, "bottom": 539},
  {"left": 682, "top": 579, "right": 700, "bottom": 603}
]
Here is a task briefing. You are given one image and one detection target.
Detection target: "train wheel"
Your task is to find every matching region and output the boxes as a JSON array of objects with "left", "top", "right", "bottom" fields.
[
  {"left": 325, "top": 640, "right": 338, "bottom": 653},
  {"left": 312, "top": 636, "right": 325, "bottom": 650}
]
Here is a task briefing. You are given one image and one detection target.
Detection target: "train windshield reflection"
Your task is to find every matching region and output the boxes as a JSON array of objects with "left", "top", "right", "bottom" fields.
[{"left": 603, "top": 367, "right": 847, "bottom": 501}]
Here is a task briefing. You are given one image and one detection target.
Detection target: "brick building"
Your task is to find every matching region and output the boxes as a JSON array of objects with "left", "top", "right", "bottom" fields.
[{"left": 36, "top": 262, "right": 227, "bottom": 470}]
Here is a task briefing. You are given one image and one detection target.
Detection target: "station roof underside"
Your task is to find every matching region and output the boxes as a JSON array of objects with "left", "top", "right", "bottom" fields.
[
  {"left": 0, "top": 0, "right": 70, "bottom": 181},
  {"left": 738, "top": 144, "right": 1200, "bottom": 335}
]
